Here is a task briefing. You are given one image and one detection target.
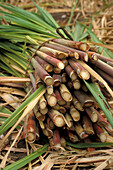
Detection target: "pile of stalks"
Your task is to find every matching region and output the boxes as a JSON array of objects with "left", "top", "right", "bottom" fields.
[
  {"left": 0, "top": 3, "right": 113, "bottom": 169},
  {"left": 22, "top": 38, "right": 113, "bottom": 149}
]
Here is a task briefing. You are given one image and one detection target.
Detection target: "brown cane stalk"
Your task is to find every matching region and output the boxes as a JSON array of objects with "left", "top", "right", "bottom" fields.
[
  {"left": 47, "top": 117, "right": 55, "bottom": 130},
  {"left": 87, "top": 51, "right": 98, "bottom": 61},
  {"left": 35, "top": 50, "right": 64, "bottom": 69},
  {"left": 53, "top": 67, "right": 61, "bottom": 74},
  {"left": 95, "top": 68, "right": 113, "bottom": 87},
  {"left": 40, "top": 46, "right": 68, "bottom": 59},
  {"left": 34, "top": 111, "right": 46, "bottom": 121},
  {"left": 52, "top": 39, "right": 89, "bottom": 51},
  {"left": 0, "top": 82, "right": 24, "bottom": 88},
  {"left": 48, "top": 109, "right": 66, "bottom": 127},
  {"left": 45, "top": 93, "right": 57, "bottom": 107},
  {"left": 0, "top": 77, "right": 30, "bottom": 83},
  {"left": 91, "top": 59, "right": 113, "bottom": 77},
  {"left": 65, "top": 113, "right": 73, "bottom": 128},
  {"left": 75, "top": 123, "right": 88, "bottom": 139},
  {"left": 72, "top": 96, "right": 84, "bottom": 111},
  {"left": 26, "top": 112, "right": 36, "bottom": 143},
  {"left": 45, "top": 42, "right": 78, "bottom": 58},
  {"left": 85, "top": 107, "right": 99, "bottom": 123},
  {"left": 54, "top": 89, "right": 66, "bottom": 106},
  {"left": 59, "top": 106, "right": 66, "bottom": 114},
  {"left": 35, "top": 56, "right": 53, "bottom": 72},
  {"left": 61, "top": 59, "right": 68, "bottom": 67},
  {"left": 53, "top": 128, "right": 61, "bottom": 150},
  {"left": 82, "top": 115, "right": 94, "bottom": 135},
  {"left": 60, "top": 84, "right": 72, "bottom": 102},
  {"left": 50, "top": 42, "right": 88, "bottom": 61},
  {"left": 61, "top": 73, "right": 68, "bottom": 83},
  {"left": 65, "top": 65, "right": 77, "bottom": 81},
  {"left": 40, "top": 107, "right": 48, "bottom": 115},
  {"left": 93, "top": 123, "right": 107, "bottom": 142},
  {"left": 53, "top": 74, "right": 62, "bottom": 87},
  {"left": 70, "top": 105, "right": 80, "bottom": 122},
  {"left": 32, "top": 58, "right": 54, "bottom": 86},
  {"left": 69, "top": 59, "right": 90, "bottom": 80},
  {"left": 95, "top": 53, "right": 113, "bottom": 66},
  {"left": 74, "top": 90, "right": 94, "bottom": 107},
  {"left": 75, "top": 59, "right": 113, "bottom": 97}
]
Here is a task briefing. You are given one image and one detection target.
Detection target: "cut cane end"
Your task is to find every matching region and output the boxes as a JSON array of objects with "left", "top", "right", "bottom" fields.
[
  {"left": 100, "top": 133, "right": 107, "bottom": 142},
  {"left": 92, "top": 54, "right": 98, "bottom": 61},
  {"left": 27, "top": 132, "right": 35, "bottom": 143},
  {"left": 73, "top": 81, "right": 81, "bottom": 90},
  {"left": 74, "top": 52, "right": 79, "bottom": 59},
  {"left": 58, "top": 62, "right": 65, "bottom": 70},
  {"left": 70, "top": 71, "right": 77, "bottom": 81},
  {"left": 39, "top": 102, "right": 46, "bottom": 110},
  {"left": 45, "top": 65, "right": 53, "bottom": 72},
  {"left": 48, "top": 96, "right": 57, "bottom": 107},
  {"left": 62, "top": 92, "right": 72, "bottom": 102},
  {"left": 44, "top": 76, "right": 54, "bottom": 86},
  {"left": 80, "top": 44, "right": 89, "bottom": 51},
  {"left": 55, "top": 116, "right": 65, "bottom": 127},
  {"left": 58, "top": 52, "right": 68, "bottom": 59},
  {"left": 46, "top": 85, "right": 53, "bottom": 94},
  {"left": 84, "top": 100, "right": 94, "bottom": 107},
  {"left": 80, "top": 70, "right": 90, "bottom": 80},
  {"left": 91, "top": 112, "right": 98, "bottom": 122}
]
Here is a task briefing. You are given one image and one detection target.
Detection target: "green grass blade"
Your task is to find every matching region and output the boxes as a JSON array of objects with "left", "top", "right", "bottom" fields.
[
  {"left": 84, "top": 81, "right": 113, "bottom": 127},
  {"left": 4, "top": 143, "right": 49, "bottom": 170},
  {"left": 68, "top": 0, "right": 78, "bottom": 24},
  {"left": 0, "top": 85, "right": 46, "bottom": 135},
  {"left": 32, "top": 0, "right": 59, "bottom": 29},
  {"left": 67, "top": 141, "right": 113, "bottom": 148}
]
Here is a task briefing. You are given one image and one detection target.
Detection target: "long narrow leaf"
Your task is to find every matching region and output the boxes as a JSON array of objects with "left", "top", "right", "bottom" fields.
[
  {"left": 67, "top": 141, "right": 113, "bottom": 148},
  {"left": 4, "top": 143, "right": 49, "bottom": 170},
  {"left": 32, "top": 0, "right": 59, "bottom": 29}
]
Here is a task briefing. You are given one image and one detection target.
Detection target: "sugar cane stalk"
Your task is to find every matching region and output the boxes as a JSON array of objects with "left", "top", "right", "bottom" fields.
[
  {"left": 26, "top": 112, "right": 36, "bottom": 143},
  {"left": 31, "top": 58, "right": 54, "bottom": 86},
  {"left": 35, "top": 56, "right": 53, "bottom": 72},
  {"left": 60, "top": 84, "right": 72, "bottom": 102},
  {"left": 48, "top": 109, "right": 66, "bottom": 127},
  {"left": 35, "top": 50, "right": 64, "bottom": 69},
  {"left": 40, "top": 46, "right": 68, "bottom": 59},
  {"left": 74, "top": 90, "right": 94, "bottom": 107},
  {"left": 52, "top": 39, "right": 90, "bottom": 51},
  {"left": 69, "top": 59, "right": 90, "bottom": 80}
]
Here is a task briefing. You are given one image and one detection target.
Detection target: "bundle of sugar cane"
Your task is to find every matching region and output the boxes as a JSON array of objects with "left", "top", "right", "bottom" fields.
[
  {"left": 20, "top": 38, "right": 113, "bottom": 148},
  {"left": 0, "top": 4, "right": 113, "bottom": 151}
]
